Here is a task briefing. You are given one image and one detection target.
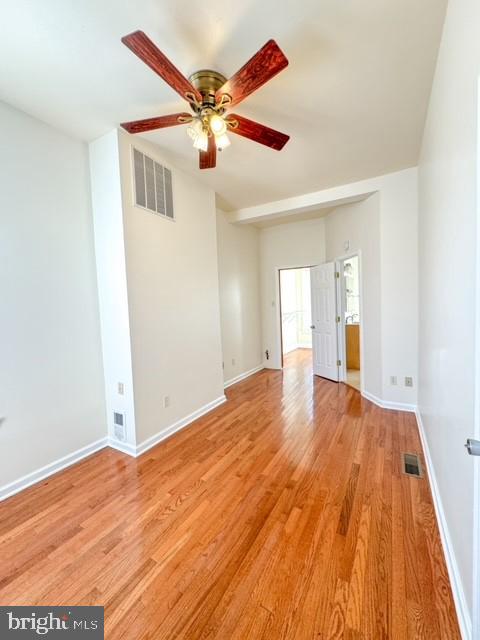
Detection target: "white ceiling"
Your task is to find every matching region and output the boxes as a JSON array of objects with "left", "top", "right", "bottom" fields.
[{"left": 0, "top": 0, "right": 446, "bottom": 211}]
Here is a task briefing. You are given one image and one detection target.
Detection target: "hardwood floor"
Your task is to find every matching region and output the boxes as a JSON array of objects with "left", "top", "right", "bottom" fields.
[
  {"left": 0, "top": 349, "right": 460, "bottom": 639},
  {"left": 346, "top": 368, "right": 361, "bottom": 392}
]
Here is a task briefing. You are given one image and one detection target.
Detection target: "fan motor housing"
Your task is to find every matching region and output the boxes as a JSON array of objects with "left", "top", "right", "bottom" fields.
[{"left": 189, "top": 70, "right": 227, "bottom": 108}]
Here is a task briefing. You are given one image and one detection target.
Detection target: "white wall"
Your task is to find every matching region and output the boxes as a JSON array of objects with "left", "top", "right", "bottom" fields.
[
  {"left": 418, "top": 0, "right": 480, "bottom": 631},
  {"left": 89, "top": 131, "right": 137, "bottom": 449},
  {"left": 378, "top": 169, "right": 419, "bottom": 406},
  {"left": 325, "top": 195, "right": 383, "bottom": 399},
  {"left": 260, "top": 218, "right": 326, "bottom": 369},
  {"left": 0, "top": 101, "right": 106, "bottom": 489},
  {"left": 257, "top": 168, "right": 418, "bottom": 409},
  {"left": 216, "top": 211, "right": 262, "bottom": 384},
  {"left": 233, "top": 169, "right": 418, "bottom": 406},
  {"left": 325, "top": 170, "right": 418, "bottom": 408},
  {"left": 117, "top": 132, "right": 225, "bottom": 444}
]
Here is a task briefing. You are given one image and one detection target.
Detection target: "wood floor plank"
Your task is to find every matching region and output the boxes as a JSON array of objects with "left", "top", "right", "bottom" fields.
[{"left": 0, "top": 349, "right": 460, "bottom": 639}]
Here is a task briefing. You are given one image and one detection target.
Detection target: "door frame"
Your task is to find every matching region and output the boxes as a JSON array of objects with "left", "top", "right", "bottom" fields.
[
  {"left": 275, "top": 263, "right": 317, "bottom": 370},
  {"left": 472, "top": 75, "right": 480, "bottom": 639},
  {"left": 335, "top": 250, "right": 365, "bottom": 393}
]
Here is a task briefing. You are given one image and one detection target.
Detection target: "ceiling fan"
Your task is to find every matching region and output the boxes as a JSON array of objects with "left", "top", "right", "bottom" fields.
[{"left": 120, "top": 31, "right": 290, "bottom": 169}]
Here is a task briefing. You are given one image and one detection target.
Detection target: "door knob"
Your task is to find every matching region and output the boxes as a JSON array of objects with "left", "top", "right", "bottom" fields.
[{"left": 465, "top": 439, "right": 480, "bottom": 456}]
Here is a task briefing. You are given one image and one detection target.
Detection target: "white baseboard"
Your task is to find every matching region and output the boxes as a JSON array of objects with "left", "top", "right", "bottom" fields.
[
  {"left": 224, "top": 365, "right": 264, "bottom": 389},
  {"left": 361, "top": 389, "right": 416, "bottom": 413},
  {"left": 135, "top": 395, "right": 227, "bottom": 456},
  {"left": 415, "top": 408, "right": 472, "bottom": 640},
  {"left": 0, "top": 437, "right": 108, "bottom": 502},
  {"left": 107, "top": 438, "right": 137, "bottom": 457},
  {"left": 0, "top": 395, "right": 228, "bottom": 500}
]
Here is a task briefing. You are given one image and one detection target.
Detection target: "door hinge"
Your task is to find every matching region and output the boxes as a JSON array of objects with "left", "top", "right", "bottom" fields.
[
  {"left": 336, "top": 316, "right": 341, "bottom": 323},
  {"left": 337, "top": 359, "right": 342, "bottom": 367},
  {"left": 335, "top": 271, "right": 340, "bottom": 279},
  {"left": 465, "top": 439, "right": 480, "bottom": 456}
]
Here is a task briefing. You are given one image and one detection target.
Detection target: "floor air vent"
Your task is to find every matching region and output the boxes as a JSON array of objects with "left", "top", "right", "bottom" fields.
[{"left": 402, "top": 453, "right": 423, "bottom": 477}]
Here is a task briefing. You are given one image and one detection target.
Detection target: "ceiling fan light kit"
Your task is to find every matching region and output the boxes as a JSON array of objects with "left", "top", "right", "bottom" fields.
[
  {"left": 120, "top": 31, "right": 290, "bottom": 169},
  {"left": 183, "top": 70, "right": 232, "bottom": 153}
]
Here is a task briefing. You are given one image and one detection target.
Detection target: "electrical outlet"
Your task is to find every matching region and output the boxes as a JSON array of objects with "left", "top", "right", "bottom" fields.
[
  {"left": 390, "top": 376, "right": 397, "bottom": 386},
  {"left": 405, "top": 377, "right": 413, "bottom": 388},
  {"left": 163, "top": 395, "right": 170, "bottom": 408},
  {"left": 117, "top": 382, "right": 125, "bottom": 395}
]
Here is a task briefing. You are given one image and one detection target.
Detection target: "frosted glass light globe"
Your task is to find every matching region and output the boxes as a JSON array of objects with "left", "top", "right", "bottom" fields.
[{"left": 209, "top": 114, "right": 227, "bottom": 136}]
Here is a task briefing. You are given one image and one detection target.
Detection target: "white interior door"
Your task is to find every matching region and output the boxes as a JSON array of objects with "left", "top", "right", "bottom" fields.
[{"left": 310, "top": 263, "right": 339, "bottom": 381}]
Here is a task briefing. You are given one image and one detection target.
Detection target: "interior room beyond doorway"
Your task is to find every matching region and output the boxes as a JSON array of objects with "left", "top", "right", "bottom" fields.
[
  {"left": 279, "top": 267, "right": 312, "bottom": 367},
  {"left": 343, "top": 256, "right": 361, "bottom": 390}
]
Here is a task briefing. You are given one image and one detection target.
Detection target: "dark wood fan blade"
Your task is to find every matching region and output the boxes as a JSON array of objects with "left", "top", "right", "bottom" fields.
[
  {"left": 226, "top": 114, "right": 289, "bottom": 150},
  {"left": 121, "top": 113, "right": 192, "bottom": 134},
  {"left": 199, "top": 134, "right": 216, "bottom": 169},
  {"left": 216, "top": 40, "right": 288, "bottom": 108},
  {"left": 121, "top": 31, "right": 202, "bottom": 103}
]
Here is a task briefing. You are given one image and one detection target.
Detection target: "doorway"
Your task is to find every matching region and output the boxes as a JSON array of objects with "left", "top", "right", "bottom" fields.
[
  {"left": 279, "top": 267, "right": 312, "bottom": 368},
  {"left": 340, "top": 255, "right": 361, "bottom": 391}
]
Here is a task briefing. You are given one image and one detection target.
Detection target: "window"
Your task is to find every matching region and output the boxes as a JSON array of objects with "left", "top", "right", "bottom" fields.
[{"left": 344, "top": 256, "right": 360, "bottom": 322}]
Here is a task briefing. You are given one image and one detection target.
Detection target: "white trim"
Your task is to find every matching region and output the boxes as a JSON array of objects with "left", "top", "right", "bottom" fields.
[
  {"left": 474, "top": 458, "right": 480, "bottom": 638},
  {"left": 0, "top": 396, "right": 228, "bottom": 499},
  {"left": 224, "top": 365, "right": 265, "bottom": 389},
  {"left": 107, "top": 438, "right": 137, "bottom": 457},
  {"left": 135, "top": 395, "right": 227, "bottom": 456},
  {"left": 415, "top": 409, "right": 472, "bottom": 640},
  {"left": 361, "top": 389, "right": 415, "bottom": 413},
  {"left": 472, "top": 76, "right": 480, "bottom": 640},
  {"left": 0, "top": 390, "right": 470, "bottom": 638},
  {"left": 0, "top": 438, "right": 108, "bottom": 502}
]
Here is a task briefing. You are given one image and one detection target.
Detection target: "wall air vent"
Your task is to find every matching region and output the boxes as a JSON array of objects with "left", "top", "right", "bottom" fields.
[
  {"left": 402, "top": 452, "right": 423, "bottom": 477},
  {"left": 133, "top": 148, "right": 174, "bottom": 220},
  {"left": 113, "top": 411, "right": 126, "bottom": 441}
]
